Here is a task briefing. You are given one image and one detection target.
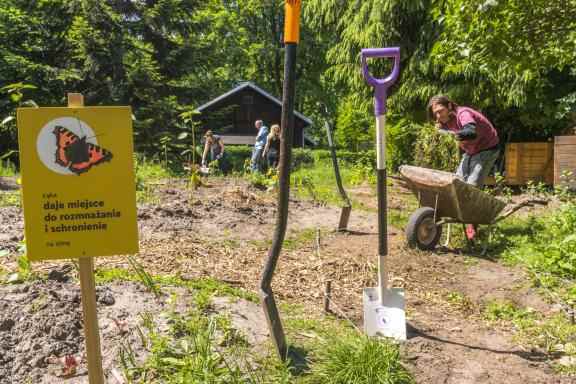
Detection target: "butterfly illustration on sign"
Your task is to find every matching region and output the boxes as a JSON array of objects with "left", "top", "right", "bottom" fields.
[{"left": 53, "top": 125, "right": 113, "bottom": 175}]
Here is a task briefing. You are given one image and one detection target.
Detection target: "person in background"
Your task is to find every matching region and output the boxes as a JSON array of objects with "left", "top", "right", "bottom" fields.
[
  {"left": 250, "top": 119, "right": 269, "bottom": 172},
  {"left": 428, "top": 95, "right": 500, "bottom": 240},
  {"left": 201, "top": 130, "right": 226, "bottom": 172},
  {"left": 262, "top": 124, "right": 281, "bottom": 170}
]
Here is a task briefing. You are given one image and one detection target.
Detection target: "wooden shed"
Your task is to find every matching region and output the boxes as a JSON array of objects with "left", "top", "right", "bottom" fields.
[
  {"left": 196, "top": 82, "right": 312, "bottom": 147},
  {"left": 554, "top": 136, "right": 576, "bottom": 189},
  {"left": 504, "top": 142, "right": 555, "bottom": 185}
]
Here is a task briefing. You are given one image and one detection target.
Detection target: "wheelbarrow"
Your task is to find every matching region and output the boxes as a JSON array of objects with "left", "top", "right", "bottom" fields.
[{"left": 398, "top": 165, "right": 546, "bottom": 252}]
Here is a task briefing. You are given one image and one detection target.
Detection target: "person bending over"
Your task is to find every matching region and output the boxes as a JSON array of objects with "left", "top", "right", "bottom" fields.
[{"left": 428, "top": 95, "right": 500, "bottom": 239}]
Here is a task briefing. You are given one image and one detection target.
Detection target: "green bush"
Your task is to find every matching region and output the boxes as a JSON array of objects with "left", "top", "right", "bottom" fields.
[
  {"left": 334, "top": 96, "right": 374, "bottom": 151},
  {"left": 503, "top": 203, "right": 576, "bottom": 280},
  {"left": 387, "top": 117, "right": 419, "bottom": 171},
  {"left": 292, "top": 147, "right": 315, "bottom": 168},
  {"left": 496, "top": 202, "right": 576, "bottom": 309},
  {"left": 223, "top": 145, "right": 253, "bottom": 172},
  {"left": 311, "top": 149, "right": 376, "bottom": 167}
]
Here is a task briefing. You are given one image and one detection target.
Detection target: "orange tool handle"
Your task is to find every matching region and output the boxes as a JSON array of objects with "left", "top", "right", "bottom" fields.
[{"left": 284, "top": 0, "right": 301, "bottom": 44}]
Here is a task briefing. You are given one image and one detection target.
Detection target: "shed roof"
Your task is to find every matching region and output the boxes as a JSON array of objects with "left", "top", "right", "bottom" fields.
[{"left": 196, "top": 82, "right": 313, "bottom": 126}]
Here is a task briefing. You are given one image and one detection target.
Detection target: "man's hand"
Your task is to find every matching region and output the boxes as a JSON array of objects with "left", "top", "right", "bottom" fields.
[{"left": 437, "top": 128, "right": 456, "bottom": 137}]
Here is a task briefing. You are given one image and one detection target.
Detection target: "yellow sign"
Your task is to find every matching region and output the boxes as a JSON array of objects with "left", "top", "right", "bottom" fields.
[
  {"left": 17, "top": 107, "right": 139, "bottom": 261},
  {"left": 284, "top": 0, "right": 301, "bottom": 44}
]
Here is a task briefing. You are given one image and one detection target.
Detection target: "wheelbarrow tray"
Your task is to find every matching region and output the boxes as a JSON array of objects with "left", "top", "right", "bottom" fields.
[{"left": 399, "top": 165, "right": 506, "bottom": 225}]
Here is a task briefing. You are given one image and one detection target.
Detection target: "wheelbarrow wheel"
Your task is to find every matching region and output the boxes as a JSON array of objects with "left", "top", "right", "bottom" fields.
[{"left": 406, "top": 207, "right": 442, "bottom": 250}]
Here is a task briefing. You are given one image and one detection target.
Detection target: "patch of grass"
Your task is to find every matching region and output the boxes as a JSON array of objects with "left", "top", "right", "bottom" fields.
[
  {"left": 444, "top": 291, "right": 474, "bottom": 313},
  {"left": 94, "top": 267, "right": 134, "bottom": 284},
  {"left": 248, "top": 238, "right": 271, "bottom": 249},
  {"left": 290, "top": 159, "right": 375, "bottom": 207},
  {"left": 128, "top": 255, "right": 161, "bottom": 298},
  {"left": 104, "top": 265, "right": 413, "bottom": 383},
  {"left": 515, "top": 313, "right": 576, "bottom": 354},
  {"left": 493, "top": 203, "right": 576, "bottom": 305},
  {"left": 481, "top": 300, "right": 576, "bottom": 372},
  {"left": 95, "top": 267, "right": 258, "bottom": 303},
  {"left": 192, "top": 289, "right": 213, "bottom": 312},
  {"left": 221, "top": 239, "right": 241, "bottom": 249},
  {"left": 482, "top": 300, "right": 534, "bottom": 323},
  {"left": 305, "top": 334, "right": 414, "bottom": 384},
  {"left": 282, "top": 303, "right": 414, "bottom": 384},
  {"left": 0, "top": 160, "right": 17, "bottom": 176},
  {"left": 461, "top": 254, "right": 480, "bottom": 266},
  {"left": 389, "top": 209, "right": 409, "bottom": 229},
  {"left": 1, "top": 241, "right": 41, "bottom": 284},
  {"left": 248, "top": 170, "right": 277, "bottom": 191},
  {"left": 283, "top": 228, "right": 318, "bottom": 251},
  {"left": 29, "top": 292, "right": 48, "bottom": 313},
  {"left": 249, "top": 228, "right": 320, "bottom": 252},
  {"left": 136, "top": 188, "right": 161, "bottom": 205},
  {"left": 17, "top": 253, "right": 31, "bottom": 278},
  {"left": 134, "top": 156, "right": 173, "bottom": 204},
  {"left": 135, "top": 156, "right": 172, "bottom": 183},
  {"left": 0, "top": 191, "right": 20, "bottom": 207},
  {"left": 120, "top": 309, "right": 262, "bottom": 383}
]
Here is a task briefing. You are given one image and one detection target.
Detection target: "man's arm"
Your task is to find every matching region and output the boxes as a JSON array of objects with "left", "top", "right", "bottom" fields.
[
  {"left": 456, "top": 123, "right": 477, "bottom": 141},
  {"left": 456, "top": 110, "right": 478, "bottom": 141},
  {"left": 218, "top": 138, "right": 225, "bottom": 158},
  {"left": 436, "top": 122, "right": 456, "bottom": 136}
]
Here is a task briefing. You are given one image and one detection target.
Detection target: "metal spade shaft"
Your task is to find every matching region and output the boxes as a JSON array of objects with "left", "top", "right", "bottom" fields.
[
  {"left": 323, "top": 108, "right": 352, "bottom": 230},
  {"left": 260, "top": 0, "right": 301, "bottom": 361}
]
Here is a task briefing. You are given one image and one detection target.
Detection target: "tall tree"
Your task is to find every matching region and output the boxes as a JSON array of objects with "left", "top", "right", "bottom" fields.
[{"left": 306, "top": 0, "right": 576, "bottom": 141}]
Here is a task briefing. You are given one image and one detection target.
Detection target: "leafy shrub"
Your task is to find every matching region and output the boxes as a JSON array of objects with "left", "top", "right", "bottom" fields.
[
  {"left": 387, "top": 117, "right": 419, "bottom": 171},
  {"left": 292, "top": 148, "right": 315, "bottom": 168},
  {"left": 502, "top": 202, "right": 576, "bottom": 281},
  {"left": 222, "top": 145, "right": 252, "bottom": 172},
  {"left": 334, "top": 97, "right": 374, "bottom": 151}
]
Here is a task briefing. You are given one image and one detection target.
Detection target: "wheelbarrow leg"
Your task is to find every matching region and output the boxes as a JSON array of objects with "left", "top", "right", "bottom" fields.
[
  {"left": 442, "top": 223, "right": 451, "bottom": 247},
  {"left": 480, "top": 224, "right": 493, "bottom": 256}
]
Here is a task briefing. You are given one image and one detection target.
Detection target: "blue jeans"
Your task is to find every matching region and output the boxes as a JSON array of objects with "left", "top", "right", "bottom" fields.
[
  {"left": 456, "top": 148, "right": 499, "bottom": 187},
  {"left": 251, "top": 146, "right": 264, "bottom": 172}
]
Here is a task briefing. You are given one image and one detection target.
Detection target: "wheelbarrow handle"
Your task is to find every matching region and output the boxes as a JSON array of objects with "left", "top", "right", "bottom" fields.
[{"left": 361, "top": 47, "right": 400, "bottom": 116}]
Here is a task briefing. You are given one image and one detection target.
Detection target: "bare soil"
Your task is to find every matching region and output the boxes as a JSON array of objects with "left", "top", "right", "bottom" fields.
[
  {"left": 0, "top": 177, "right": 573, "bottom": 383},
  {"left": 0, "top": 273, "right": 187, "bottom": 384}
]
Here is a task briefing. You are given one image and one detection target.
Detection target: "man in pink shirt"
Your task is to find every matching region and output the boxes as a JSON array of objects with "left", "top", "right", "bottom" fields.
[
  {"left": 428, "top": 95, "right": 500, "bottom": 239},
  {"left": 428, "top": 95, "right": 500, "bottom": 187}
]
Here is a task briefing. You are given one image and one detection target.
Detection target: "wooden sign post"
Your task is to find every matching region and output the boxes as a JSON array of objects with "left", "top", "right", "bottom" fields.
[
  {"left": 17, "top": 93, "right": 139, "bottom": 383},
  {"left": 69, "top": 94, "right": 105, "bottom": 384}
]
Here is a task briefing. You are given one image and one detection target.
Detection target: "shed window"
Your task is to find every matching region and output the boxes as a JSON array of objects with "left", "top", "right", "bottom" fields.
[{"left": 242, "top": 95, "right": 254, "bottom": 105}]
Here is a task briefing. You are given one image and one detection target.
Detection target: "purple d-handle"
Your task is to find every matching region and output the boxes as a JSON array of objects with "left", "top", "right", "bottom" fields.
[{"left": 361, "top": 47, "right": 400, "bottom": 116}]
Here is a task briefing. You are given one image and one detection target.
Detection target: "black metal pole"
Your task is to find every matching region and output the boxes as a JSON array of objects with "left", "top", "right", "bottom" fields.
[
  {"left": 377, "top": 169, "right": 387, "bottom": 257},
  {"left": 260, "top": 42, "right": 297, "bottom": 361}
]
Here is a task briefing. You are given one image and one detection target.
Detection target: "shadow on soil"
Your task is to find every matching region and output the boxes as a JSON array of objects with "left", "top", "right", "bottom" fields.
[{"left": 406, "top": 323, "right": 556, "bottom": 362}]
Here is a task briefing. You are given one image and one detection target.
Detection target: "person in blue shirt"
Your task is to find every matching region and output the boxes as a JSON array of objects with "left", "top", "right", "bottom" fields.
[{"left": 251, "top": 119, "right": 269, "bottom": 172}]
